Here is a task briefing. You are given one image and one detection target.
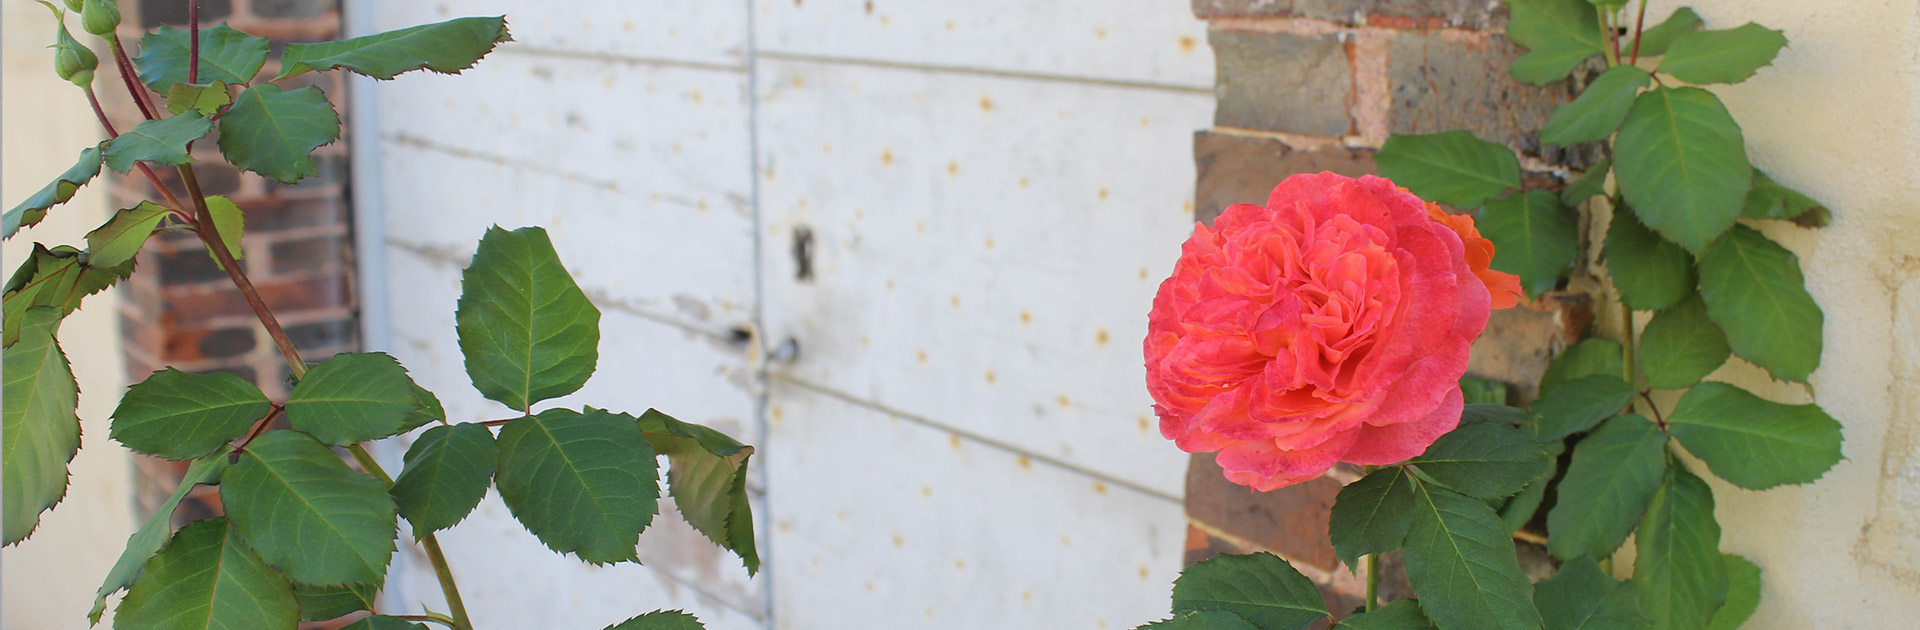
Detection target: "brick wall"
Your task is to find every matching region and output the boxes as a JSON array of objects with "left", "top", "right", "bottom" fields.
[
  {"left": 1183, "top": 1, "right": 1590, "bottom": 623},
  {"left": 108, "top": 0, "right": 355, "bottom": 541}
]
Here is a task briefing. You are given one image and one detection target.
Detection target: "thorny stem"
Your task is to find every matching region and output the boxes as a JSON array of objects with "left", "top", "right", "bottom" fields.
[
  {"left": 108, "top": 35, "right": 158, "bottom": 121},
  {"left": 188, "top": 1, "right": 200, "bottom": 84},
  {"left": 83, "top": 86, "right": 195, "bottom": 221},
  {"left": 393, "top": 613, "right": 461, "bottom": 629}
]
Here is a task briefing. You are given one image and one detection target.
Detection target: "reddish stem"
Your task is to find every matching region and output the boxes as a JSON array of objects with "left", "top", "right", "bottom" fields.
[
  {"left": 108, "top": 35, "right": 158, "bottom": 121},
  {"left": 1640, "top": 390, "right": 1667, "bottom": 429},
  {"left": 179, "top": 165, "right": 307, "bottom": 377},
  {"left": 84, "top": 87, "right": 195, "bottom": 222},
  {"left": 188, "top": 0, "right": 200, "bottom": 84},
  {"left": 1629, "top": 1, "right": 1649, "bottom": 65},
  {"left": 232, "top": 405, "right": 284, "bottom": 454}
]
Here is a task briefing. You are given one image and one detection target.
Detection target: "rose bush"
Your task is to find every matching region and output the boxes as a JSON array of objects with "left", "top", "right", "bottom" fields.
[{"left": 1145, "top": 172, "right": 1521, "bottom": 491}]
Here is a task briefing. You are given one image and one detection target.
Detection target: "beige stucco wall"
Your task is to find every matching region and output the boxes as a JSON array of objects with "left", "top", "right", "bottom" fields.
[
  {"left": 1616, "top": 1, "right": 1920, "bottom": 626},
  {"left": 1, "top": 4, "right": 138, "bottom": 628}
]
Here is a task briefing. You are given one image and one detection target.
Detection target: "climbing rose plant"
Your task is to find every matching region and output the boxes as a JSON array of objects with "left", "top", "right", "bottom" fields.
[
  {"left": 1136, "top": 2, "right": 1843, "bottom": 629},
  {"left": 2, "top": 3, "right": 754, "bottom": 629}
]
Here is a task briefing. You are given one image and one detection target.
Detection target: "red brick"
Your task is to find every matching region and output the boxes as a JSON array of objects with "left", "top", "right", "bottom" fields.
[
  {"left": 1194, "top": 0, "right": 1507, "bottom": 29},
  {"left": 1193, "top": 131, "right": 1376, "bottom": 225}
]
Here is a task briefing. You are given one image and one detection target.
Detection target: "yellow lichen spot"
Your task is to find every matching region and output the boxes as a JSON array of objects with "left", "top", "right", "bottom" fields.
[
  {"left": 866, "top": 581, "right": 876, "bottom": 592},
  {"left": 949, "top": 434, "right": 962, "bottom": 450},
  {"left": 916, "top": 221, "right": 926, "bottom": 235},
  {"left": 1020, "top": 311, "right": 1033, "bottom": 325},
  {"left": 810, "top": 555, "right": 821, "bottom": 567},
  {"left": 1138, "top": 415, "right": 1151, "bottom": 433},
  {"left": 887, "top": 278, "right": 898, "bottom": 291},
  {"left": 1183, "top": 200, "right": 1195, "bottom": 213},
  {"left": 836, "top": 510, "right": 850, "bottom": 521},
  {"left": 1096, "top": 28, "right": 1108, "bottom": 39},
  {"left": 671, "top": 142, "right": 684, "bottom": 154},
  {"left": 1139, "top": 565, "right": 1150, "bottom": 580},
  {"left": 1023, "top": 590, "right": 1033, "bottom": 603},
  {"left": 1018, "top": 176, "right": 1031, "bottom": 188},
  {"left": 951, "top": 294, "right": 962, "bottom": 308},
  {"left": 793, "top": 75, "right": 805, "bottom": 88},
  {"left": 777, "top": 520, "right": 793, "bottom": 533},
  {"left": 602, "top": 77, "right": 615, "bottom": 89},
  {"left": 1139, "top": 268, "right": 1150, "bottom": 280},
  {"left": 1179, "top": 35, "right": 1197, "bottom": 53},
  {"left": 921, "top": 485, "right": 933, "bottom": 498},
  {"left": 881, "top": 15, "right": 891, "bottom": 26},
  {"left": 691, "top": 90, "right": 704, "bottom": 104},
  {"left": 1092, "top": 481, "right": 1109, "bottom": 495},
  {"left": 924, "top": 607, "right": 934, "bottom": 618},
  {"left": 1140, "top": 117, "right": 1151, "bottom": 127},
  {"left": 1060, "top": 534, "right": 1072, "bottom": 546},
  {"left": 771, "top": 405, "right": 785, "bottom": 421},
  {"left": 1057, "top": 394, "right": 1071, "bottom": 408},
  {"left": 1098, "top": 187, "right": 1110, "bottom": 201},
  {"left": 1017, "top": 455, "right": 1031, "bottom": 470},
  {"left": 622, "top": 20, "right": 635, "bottom": 33},
  {"left": 823, "top": 143, "right": 833, "bottom": 154},
  {"left": 916, "top": 349, "right": 928, "bottom": 363},
  {"left": 984, "top": 236, "right": 995, "bottom": 249},
  {"left": 864, "top": 1, "right": 874, "bottom": 15},
  {"left": 945, "top": 20, "right": 956, "bottom": 32},
  {"left": 985, "top": 370, "right": 997, "bottom": 385},
  {"left": 882, "top": 148, "right": 895, "bottom": 166},
  {"left": 798, "top": 197, "right": 811, "bottom": 209},
  {"left": 892, "top": 533, "right": 905, "bottom": 548},
  {"left": 955, "top": 557, "right": 967, "bottom": 570},
  {"left": 697, "top": 198, "right": 710, "bottom": 212},
  {"left": 860, "top": 336, "right": 872, "bottom": 347},
  {"left": 980, "top": 95, "right": 995, "bottom": 113},
  {"left": 1096, "top": 329, "right": 1110, "bottom": 346},
  {"left": 947, "top": 161, "right": 960, "bottom": 177}
]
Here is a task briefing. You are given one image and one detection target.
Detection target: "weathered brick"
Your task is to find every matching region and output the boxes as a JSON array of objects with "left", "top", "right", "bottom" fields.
[
  {"left": 251, "top": 0, "right": 336, "bottom": 19},
  {"left": 156, "top": 248, "right": 234, "bottom": 285},
  {"left": 1194, "top": 0, "right": 1507, "bottom": 29},
  {"left": 1193, "top": 130, "right": 1375, "bottom": 225},
  {"left": 285, "top": 318, "right": 355, "bottom": 350},
  {"left": 270, "top": 235, "right": 345, "bottom": 275},
  {"left": 140, "top": 0, "right": 232, "bottom": 27},
  {"left": 1212, "top": 29, "right": 1353, "bottom": 137},
  {"left": 1186, "top": 453, "right": 1344, "bottom": 570},
  {"left": 1388, "top": 32, "right": 1572, "bottom": 149},
  {"left": 245, "top": 198, "right": 346, "bottom": 231},
  {"left": 1466, "top": 293, "right": 1594, "bottom": 404}
]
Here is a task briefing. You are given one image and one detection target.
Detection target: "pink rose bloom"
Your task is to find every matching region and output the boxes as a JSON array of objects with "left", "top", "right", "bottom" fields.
[{"left": 1146, "top": 172, "right": 1522, "bottom": 491}]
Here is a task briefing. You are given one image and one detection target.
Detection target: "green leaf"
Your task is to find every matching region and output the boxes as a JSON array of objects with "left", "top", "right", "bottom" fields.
[
  {"left": 285, "top": 352, "right": 424, "bottom": 445},
  {"left": 221, "top": 430, "right": 397, "bottom": 586},
  {"left": 604, "top": 610, "right": 707, "bottom": 630},
  {"left": 4, "top": 143, "right": 104, "bottom": 238},
  {"left": 1329, "top": 466, "right": 1415, "bottom": 569},
  {"left": 1139, "top": 609, "right": 1260, "bottom": 630},
  {"left": 1376, "top": 131, "right": 1522, "bottom": 209},
  {"left": 1635, "top": 465, "right": 1727, "bottom": 630},
  {"left": 104, "top": 112, "right": 213, "bottom": 173},
  {"left": 1412, "top": 423, "right": 1550, "bottom": 499},
  {"left": 1634, "top": 7, "right": 1703, "bottom": 58},
  {"left": 1560, "top": 158, "right": 1610, "bottom": 205},
  {"left": 166, "top": 81, "right": 232, "bottom": 116},
  {"left": 2, "top": 307, "right": 78, "bottom": 545},
  {"left": 1667, "top": 382, "right": 1843, "bottom": 489},
  {"left": 1604, "top": 205, "right": 1696, "bottom": 311},
  {"left": 397, "top": 383, "right": 446, "bottom": 434},
  {"left": 110, "top": 368, "right": 271, "bottom": 460},
  {"left": 1171, "top": 552, "right": 1329, "bottom": 630},
  {"left": 1743, "top": 169, "right": 1830, "bottom": 227},
  {"left": 112, "top": 517, "right": 299, "bottom": 630},
  {"left": 1546, "top": 414, "right": 1668, "bottom": 561},
  {"left": 1402, "top": 481, "right": 1543, "bottom": 630},
  {"left": 1336, "top": 599, "right": 1438, "bottom": 629},
  {"left": 85, "top": 201, "right": 170, "bottom": 269},
  {"left": 1658, "top": 23, "right": 1789, "bottom": 84},
  {"left": 456, "top": 226, "right": 602, "bottom": 412},
  {"left": 1539, "top": 339, "right": 1625, "bottom": 398},
  {"left": 1542, "top": 66, "right": 1653, "bottom": 145},
  {"left": 340, "top": 616, "right": 429, "bottom": 630},
  {"left": 1461, "top": 403, "right": 1536, "bottom": 429},
  {"left": 1614, "top": 87, "right": 1751, "bottom": 254},
  {"left": 2, "top": 244, "right": 135, "bottom": 347},
  {"left": 1507, "top": 0, "right": 1606, "bottom": 85},
  {"left": 496, "top": 408, "right": 657, "bottom": 565},
  {"left": 1480, "top": 189, "right": 1578, "bottom": 298},
  {"left": 278, "top": 16, "right": 512, "bottom": 81},
  {"left": 1530, "top": 375, "right": 1635, "bottom": 442},
  {"left": 1638, "top": 294, "right": 1731, "bottom": 389},
  {"left": 134, "top": 23, "right": 269, "bottom": 92},
  {"left": 391, "top": 423, "right": 498, "bottom": 538},
  {"left": 637, "top": 409, "right": 760, "bottom": 575},
  {"left": 1706, "top": 555, "right": 1761, "bottom": 630},
  {"left": 1534, "top": 556, "right": 1648, "bottom": 630},
  {"left": 1697, "top": 225, "right": 1824, "bottom": 382},
  {"left": 217, "top": 84, "right": 342, "bottom": 183},
  {"left": 1499, "top": 441, "right": 1560, "bottom": 534},
  {"left": 1460, "top": 375, "right": 1510, "bottom": 406},
  {"left": 204, "top": 195, "right": 246, "bottom": 266},
  {"left": 295, "top": 582, "right": 378, "bottom": 622},
  {"left": 89, "top": 448, "right": 230, "bottom": 623}
]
